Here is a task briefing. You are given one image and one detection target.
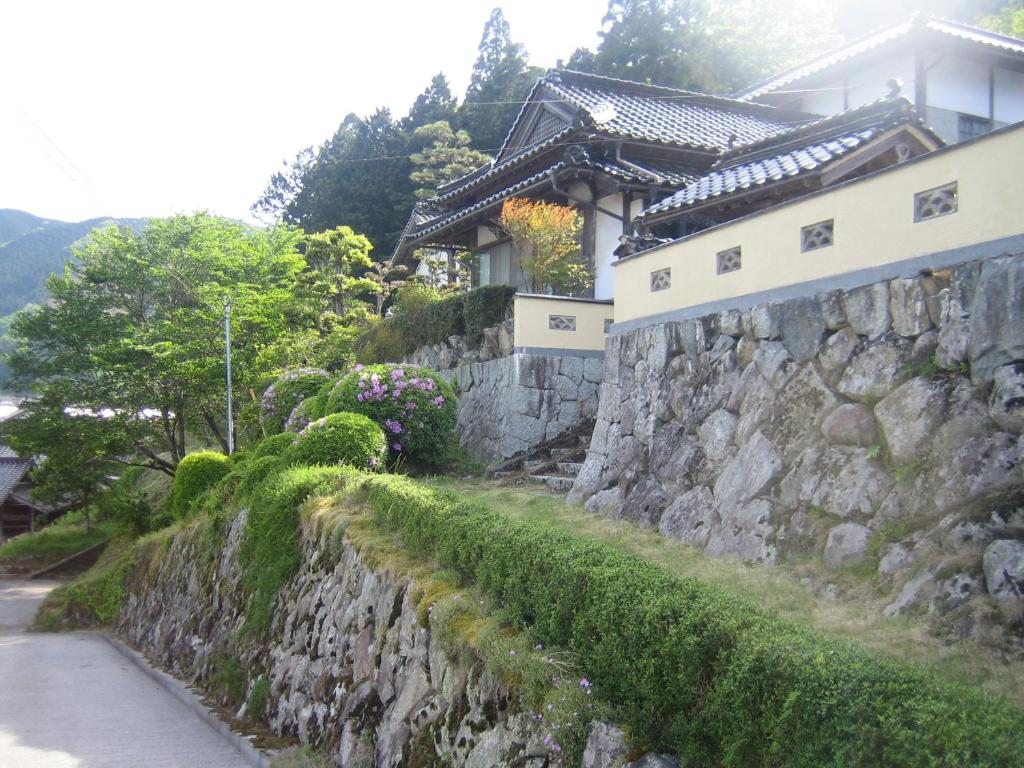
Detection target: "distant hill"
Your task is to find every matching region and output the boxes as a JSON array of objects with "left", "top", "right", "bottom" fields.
[{"left": 0, "top": 209, "right": 147, "bottom": 388}]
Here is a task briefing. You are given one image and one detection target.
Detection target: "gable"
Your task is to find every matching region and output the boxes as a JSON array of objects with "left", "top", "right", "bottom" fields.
[{"left": 496, "top": 85, "right": 577, "bottom": 162}]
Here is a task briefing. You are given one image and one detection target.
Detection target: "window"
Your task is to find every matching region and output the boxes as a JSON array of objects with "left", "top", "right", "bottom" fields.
[
  {"left": 958, "top": 113, "right": 991, "bottom": 142},
  {"left": 604, "top": 318, "right": 613, "bottom": 333},
  {"left": 650, "top": 268, "right": 671, "bottom": 291},
  {"left": 801, "top": 219, "right": 834, "bottom": 252},
  {"left": 548, "top": 314, "right": 576, "bottom": 331},
  {"left": 716, "top": 247, "right": 742, "bottom": 274},
  {"left": 473, "top": 239, "right": 527, "bottom": 289},
  {"left": 914, "top": 182, "right": 958, "bottom": 222}
]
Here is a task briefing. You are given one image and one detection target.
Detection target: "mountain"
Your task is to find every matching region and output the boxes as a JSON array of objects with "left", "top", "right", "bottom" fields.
[{"left": 0, "top": 209, "right": 147, "bottom": 388}]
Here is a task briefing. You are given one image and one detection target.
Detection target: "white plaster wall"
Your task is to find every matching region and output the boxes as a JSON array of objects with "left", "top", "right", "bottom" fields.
[
  {"left": 477, "top": 225, "right": 498, "bottom": 247},
  {"left": 847, "top": 54, "right": 914, "bottom": 108},
  {"left": 595, "top": 193, "right": 623, "bottom": 300},
  {"left": 994, "top": 67, "right": 1024, "bottom": 124},
  {"left": 800, "top": 88, "right": 845, "bottom": 116},
  {"left": 928, "top": 56, "right": 990, "bottom": 117}
]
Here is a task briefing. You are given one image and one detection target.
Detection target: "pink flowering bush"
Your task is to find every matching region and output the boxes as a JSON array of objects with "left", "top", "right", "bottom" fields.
[
  {"left": 260, "top": 368, "right": 331, "bottom": 434},
  {"left": 324, "top": 364, "right": 456, "bottom": 468}
]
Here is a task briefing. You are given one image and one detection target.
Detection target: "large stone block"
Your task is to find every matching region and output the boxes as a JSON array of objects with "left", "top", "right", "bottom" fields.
[
  {"left": 559, "top": 355, "right": 584, "bottom": 384},
  {"left": 836, "top": 336, "right": 911, "bottom": 403},
  {"left": 818, "top": 327, "right": 860, "bottom": 384},
  {"left": 705, "top": 499, "right": 776, "bottom": 563},
  {"left": 713, "top": 431, "right": 783, "bottom": 506},
  {"left": 779, "top": 295, "right": 826, "bottom": 363},
  {"left": 583, "top": 356, "right": 604, "bottom": 383},
  {"left": 824, "top": 523, "right": 872, "bottom": 570},
  {"left": 698, "top": 409, "right": 737, "bottom": 462},
  {"left": 989, "top": 362, "right": 1024, "bottom": 434},
  {"left": 874, "top": 377, "right": 950, "bottom": 465},
  {"left": 843, "top": 282, "right": 891, "bottom": 338},
  {"left": 821, "top": 403, "right": 878, "bottom": 447},
  {"left": 889, "top": 277, "right": 933, "bottom": 337},
  {"left": 969, "top": 254, "right": 1024, "bottom": 383},
  {"left": 982, "top": 539, "right": 1024, "bottom": 601},
  {"left": 819, "top": 289, "right": 847, "bottom": 330},
  {"left": 659, "top": 486, "right": 717, "bottom": 548},
  {"left": 513, "top": 354, "right": 561, "bottom": 389}
]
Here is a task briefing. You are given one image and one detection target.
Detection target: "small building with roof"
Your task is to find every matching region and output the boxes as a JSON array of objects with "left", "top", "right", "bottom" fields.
[{"left": 734, "top": 13, "right": 1024, "bottom": 146}]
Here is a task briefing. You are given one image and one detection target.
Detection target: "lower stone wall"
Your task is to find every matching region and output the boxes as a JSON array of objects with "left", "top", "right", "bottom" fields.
[
  {"left": 569, "top": 252, "right": 1024, "bottom": 650},
  {"left": 119, "top": 512, "right": 547, "bottom": 766},
  {"left": 450, "top": 353, "right": 603, "bottom": 463},
  {"left": 403, "top": 318, "right": 515, "bottom": 371}
]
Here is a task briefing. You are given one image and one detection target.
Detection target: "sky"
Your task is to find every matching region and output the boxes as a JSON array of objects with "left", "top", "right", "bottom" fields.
[{"left": 0, "top": 0, "right": 608, "bottom": 225}]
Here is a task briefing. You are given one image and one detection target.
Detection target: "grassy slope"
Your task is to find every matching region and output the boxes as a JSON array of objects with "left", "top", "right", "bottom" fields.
[
  {"left": 424, "top": 477, "right": 1024, "bottom": 707},
  {"left": 0, "top": 520, "right": 117, "bottom": 570}
]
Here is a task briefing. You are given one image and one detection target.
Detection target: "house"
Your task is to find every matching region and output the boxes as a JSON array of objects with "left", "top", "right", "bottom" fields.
[
  {"left": 392, "top": 69, "right": 808, "bottom": 300},
  {"left": 0, "top": 446, "right": 41, "bottom": 540},
  {"left": 735, "top": 13, "right": 1024, "bottom": 146}
]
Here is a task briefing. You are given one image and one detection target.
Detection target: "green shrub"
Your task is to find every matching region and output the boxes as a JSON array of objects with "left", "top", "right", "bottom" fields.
[
  {"left": 171, "top": 451, "right": 232, "bottom": 518},
  {"left": 359, "top": 474, "right": 1024, "bottom": 767},
  {"left": 284, "top": 412, "right": 386, "bottom": 470},
  {"left": 252, "top": 432, "right": 298, "bottom": 460},
  {"left": 260, "top": 368, "right": 332, "bottom": 434},
  {"left": 247, "top": 676, "right": 271, "bottom": 719},
  {"left": 354, "top": 321, "right": 411, "bottom": 364},
  {"left": 235, "top": 456, "right": 287, "bottom": 504},
  {"left": 324, "top": 364, "right": 456, "bottom": 468},
  {"left": 462, "top": 285, "right": 514, "bottom": 338},
  {"left": 284, "top": 396, "right": 319, "bottom": 433},
  {"left": 238, "top": 465, "right": 355, "bottom": 635}
]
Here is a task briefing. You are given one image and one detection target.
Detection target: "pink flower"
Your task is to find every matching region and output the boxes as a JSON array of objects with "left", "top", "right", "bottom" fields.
[
  {"left": 355, "top": 364, "right": 364, "bottom": 371},
  {"left": 392, "top": 442, "right": 402, "bottom": 452}
]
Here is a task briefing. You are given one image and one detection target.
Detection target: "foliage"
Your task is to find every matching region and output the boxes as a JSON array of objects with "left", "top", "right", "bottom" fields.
[
  {"left": 283, "top": 396, "right": 320, "bottom": 433},
  {"left": 209, "top": 653, "right": 247, "bottom": 707},
  {"left": 498, "top": 199, "right": 590, "bottom": 296},
  {"left": 325, "top": 365, "right": 456, "bottom": 468},
  {"left": 104, "top": 490, "right": 155, "bottom": 536},
  {"left": 458, "top": 8, "right": 542, "bottom": 152},
  {"left": 252, "top": 109, "right": 415, "bottom": 258},
  {"left": 234, "top": 456, "right": 287, "bottom": 502},
  {"left": 3, "top": 213, "right": 312, "bottom": 474},
  {"left": 403, "top": 72, "right": 458, "bottom": 131},
  {"left": 409, "top": 121, "right": 491, "bottom": 200},
  {"left": 568, "top": 0, "right": 840, "bottom": 93},
  {"left": 237, "top": 464, "right": 352, "bottom": 635},
  {"left": 283, "top": 412, "right": 387, "bottom": 471},
  {"left": 171, "top": 451, "right": 232, "bottom": 518},
  {"left": 461, "top": 285, "right": 516, "bottom": 337},
  {"left": 361, "top": 474, "right": 1024, "bottom": 767},
  {"left": 303, "top": 226, "right": 379, "bottom": 317},
  {"left": 247, "top": 676, "right": 271, "bottom": 719},
  {"left": 260, "top": 368, "right": 332, "bottom": 435},
  {"left": 252, "top": 432, "right": 298, "bottom": 461},
  {"left": 981, "top": 0, "right": 1024, "bottom": 37}
]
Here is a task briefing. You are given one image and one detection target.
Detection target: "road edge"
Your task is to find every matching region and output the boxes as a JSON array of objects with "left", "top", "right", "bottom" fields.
[{"left": 101, "top": 633, "right": 271, "bottom": 768}]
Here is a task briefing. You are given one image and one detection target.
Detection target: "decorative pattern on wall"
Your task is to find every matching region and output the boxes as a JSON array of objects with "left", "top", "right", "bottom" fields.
[
  {"left": 650, "top": 268, "right": 671, "bottom": 292},
  {"left": 716, "top": 246, "right": 742, "bottom": 274},
  {"left": 801, "top": 219, "right": 834, "bottom": 252},
  {"left": 914, "top": 182, "right": 958, "bottom": 222},
  {"left": 549, "top": 314, "right": 577, "bottom": 331}
]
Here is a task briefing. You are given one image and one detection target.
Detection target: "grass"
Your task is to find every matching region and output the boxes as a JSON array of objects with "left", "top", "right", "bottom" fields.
[
  {"left": 423, "top": 476, "right": 1024, "bottom": 707},
  {"left": 0, "top": 519, "right": 117, "bottom": 569}
]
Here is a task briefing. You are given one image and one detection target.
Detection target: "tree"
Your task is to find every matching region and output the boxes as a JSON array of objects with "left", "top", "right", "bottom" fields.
[
  {"left": 403, "top": 73, "right": 458, "bottom": 131},
  {"left": 567, "top": 0, "right": 839, "bottom": 93},
  {"left": 3, "top": 214, "right": 310, "bottom": 475},
  {"left": 458, "top": 8, "right": 542, "bottom": 151},
  {"left": 498, "top": 198, "right": 591, "bottom": 296},
  {"left": 253, "top": 109, "right": 415, "bottom": 257},
  {"left": 409, "top": 121, "right": 492, "bottom": 199},
  {"left": 303, "top": 226, "right": 379, "bottom": 316}
]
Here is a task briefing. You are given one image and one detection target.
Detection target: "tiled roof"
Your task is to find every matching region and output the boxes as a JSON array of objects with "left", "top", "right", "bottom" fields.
[
  {"left": 0, "top": 445, "right": 19, "bottom": 459},
  {"left": 640, "top": 97, "right": 932, "bottom": 219},
  {"left": 544, "top": 69, "right": 795, "bottom": 151},
  {"left": 433, "top": 70, "right": 798, "bottom": 205},
  {"left": 408, "top": 149, "right": 700, "bottom": 244},
  {"left": 0, "top": 457, "right": 31, "bottom": 505},
  {"left": 736, "top": 14, "right": 1024, "bottom": 101}
]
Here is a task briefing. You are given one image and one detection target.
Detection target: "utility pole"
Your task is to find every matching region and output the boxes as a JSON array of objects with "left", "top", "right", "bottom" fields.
[{"left": 224, "top": 297, "right": 234, "bottom": 455}]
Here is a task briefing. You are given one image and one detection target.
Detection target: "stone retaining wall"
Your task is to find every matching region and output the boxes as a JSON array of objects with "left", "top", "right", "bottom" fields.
[
  {"left": 450, "top": 353, "right": 603, "bottom": 463},
  {"left": 569, "top": 252, "right": 1024, "bottom": 650}
]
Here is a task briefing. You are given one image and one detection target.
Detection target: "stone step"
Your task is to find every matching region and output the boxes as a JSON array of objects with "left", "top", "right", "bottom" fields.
[
  {"left": 522, "top": 459, "right": 551, "bottom": 471},
  {"left": 550, "top": 446, "right": 583, "bottom": 460},
  {"left": 529, "top": 475, "right": 576, "bottom": 493},
  {"left": 577, "top": 435, "right": 591, "bottom": 448},
  {"left": 556, "top": 462, "right": 583, "bottom": 477}
]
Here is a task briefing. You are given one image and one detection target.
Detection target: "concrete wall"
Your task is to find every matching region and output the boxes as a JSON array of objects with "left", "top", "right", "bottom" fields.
[
  {"left": 614, "top": 124, "right": 1024, "bottom": 327},
  {"left": 514, "top": 293, "right": 614, "bottom": 354}
]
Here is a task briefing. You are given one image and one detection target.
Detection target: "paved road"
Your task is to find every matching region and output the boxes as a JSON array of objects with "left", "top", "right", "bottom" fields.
[{"left": 0, "top": 580, "right": 253, "bottom": 768}]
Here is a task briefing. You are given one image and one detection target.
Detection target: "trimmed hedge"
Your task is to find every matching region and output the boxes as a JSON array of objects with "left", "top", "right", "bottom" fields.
[
  {"left": 250, "top": 432, "right": 297, "bottom": 460},
  {"left": 324, "top": 364, "right": 456, "bottom": 468},
  {"left": 359, "top": 474, "right": 1024, "bottom": 767},
  {"left": 284, "top": 412, "right": 386, "bottom": 470},
  {"left": 171, "top": 451, "right": 232, "bottom": 518},
  {"left": 355, "top": 285, "right": 515, "bottom": 363}
]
